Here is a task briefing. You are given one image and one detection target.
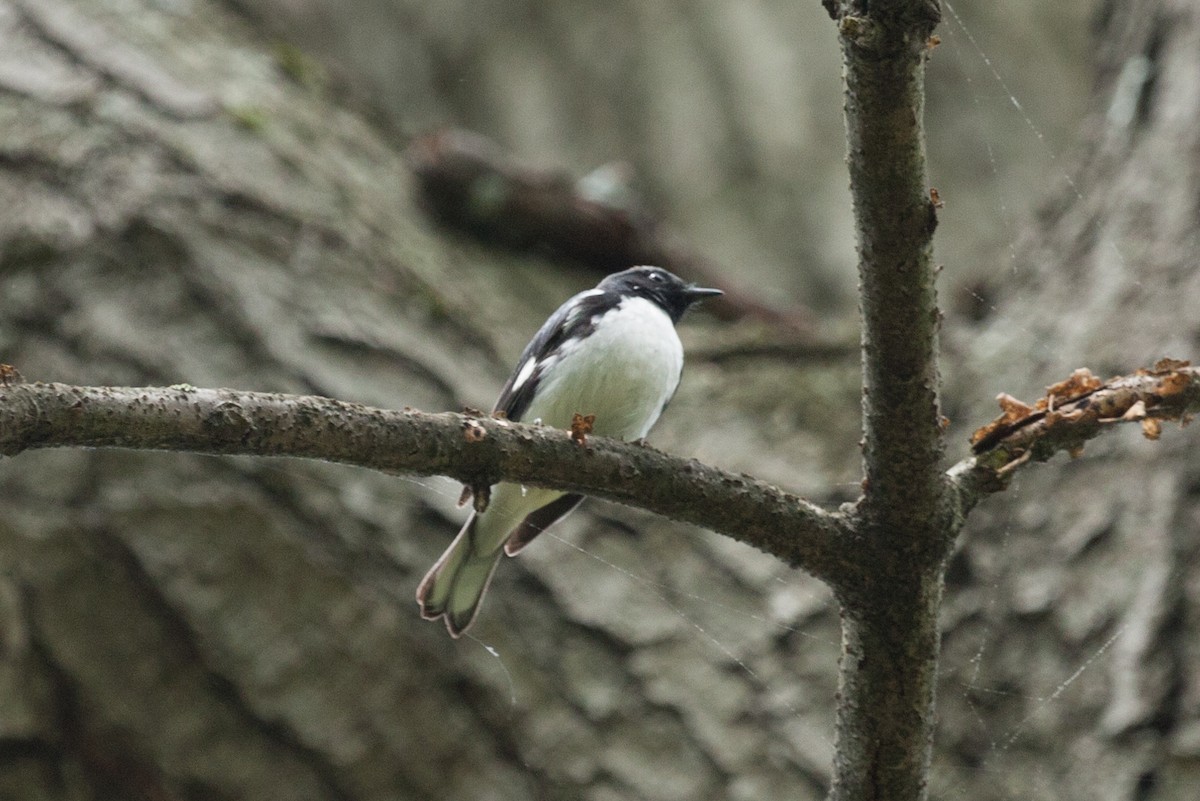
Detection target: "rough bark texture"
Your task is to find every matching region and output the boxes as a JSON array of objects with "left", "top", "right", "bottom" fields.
[
  {"left": 0, "top": 2, "right": 859, "bottom": 799},
  {"left": 829, "top": 4, "right": 948, "bottom": 800},
  {"left": 0, "top": 382, "right": 853, "bottom": 582},
  {"left": 1, "top": 1, "right": 1197, "bottom": 801},
  {"left": 936, "top": 1, "right": 1200, "bottom": 798}
]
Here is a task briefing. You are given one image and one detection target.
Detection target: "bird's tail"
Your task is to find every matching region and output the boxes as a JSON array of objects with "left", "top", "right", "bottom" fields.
[{"left": 415, "top": 515, "right": 504, "bottom": 638}]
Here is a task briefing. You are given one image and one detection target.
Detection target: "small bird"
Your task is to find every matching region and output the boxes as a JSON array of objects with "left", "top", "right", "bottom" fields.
[{"left": 416, "top": 266, "right": 722, "bottom": 637}]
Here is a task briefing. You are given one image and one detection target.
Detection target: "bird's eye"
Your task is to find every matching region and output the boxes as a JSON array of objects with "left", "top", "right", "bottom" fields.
[{"left": 648, "top": 271, "right": 665, "bottom": 283}]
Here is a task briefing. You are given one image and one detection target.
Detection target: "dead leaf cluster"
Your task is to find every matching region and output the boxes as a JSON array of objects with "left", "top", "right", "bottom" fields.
[{"left": 970, "top": 361, "right": 1195, "bottom": 457}]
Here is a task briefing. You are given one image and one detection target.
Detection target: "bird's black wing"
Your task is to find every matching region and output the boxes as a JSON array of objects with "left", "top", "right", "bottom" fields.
[
  {"left": 504, "top": 493, "right": 585, "bottom": 555},
  {"left": 493, "top": 289, "right": 617, "bottom": 422}
]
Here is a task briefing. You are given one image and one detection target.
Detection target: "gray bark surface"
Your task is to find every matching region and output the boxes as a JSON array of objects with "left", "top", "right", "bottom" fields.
[
  {"left": 937, "top": 1, "right": 1200, "bottom": 798},
  {"left": 0, "top": 2, "right": 854, "bottom": 799},
  {"left": 1, "top": 1, "right": 1197, "bottom": 800}
]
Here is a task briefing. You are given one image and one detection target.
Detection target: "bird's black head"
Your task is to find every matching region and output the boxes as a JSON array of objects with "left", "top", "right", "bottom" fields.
[{"left": 599, "top": 266, "right": 723, "bottom": 323}]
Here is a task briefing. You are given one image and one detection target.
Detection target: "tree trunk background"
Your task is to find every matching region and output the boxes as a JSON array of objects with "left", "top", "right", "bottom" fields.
[
  {"left": 937, "top": 0, "right": 1200, "bottom": 796},
  {"left": 0, "top": 1, "right": 1193, "bottom": 801}
]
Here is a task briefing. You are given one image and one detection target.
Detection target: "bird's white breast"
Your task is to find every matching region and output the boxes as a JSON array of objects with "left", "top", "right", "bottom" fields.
[{"left": 525, "top": 296, "right": 683, "bottom": 440}]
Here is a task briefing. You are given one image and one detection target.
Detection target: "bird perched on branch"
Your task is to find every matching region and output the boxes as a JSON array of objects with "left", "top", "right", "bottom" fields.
[{"left": 416, "top": 266, "right": 722, "bottom": 637}]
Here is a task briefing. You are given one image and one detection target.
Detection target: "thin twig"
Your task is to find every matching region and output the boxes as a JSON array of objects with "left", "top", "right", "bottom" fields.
[{"left": 948, "top": 363, "right": 1200, "bottom": 514}]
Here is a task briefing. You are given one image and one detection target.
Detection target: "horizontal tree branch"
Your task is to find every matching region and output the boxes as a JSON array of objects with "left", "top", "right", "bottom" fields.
[
  {"left": 0, "top": 379, "right": 854, "bottom": 585},
  {"left": 948, "top": 362, "right": 1200, "bottom": 516}
]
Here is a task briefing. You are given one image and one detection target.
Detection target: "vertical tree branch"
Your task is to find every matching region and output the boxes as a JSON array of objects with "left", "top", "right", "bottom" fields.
[
  {"left": 844, "top": 1, "right": 945, "bottom": 540},
  {"left": 826, "top": 3, "right": 946, "bottom": 801},
  {"left": 833, "top": 575, "right": 945, "bottom": 801}
]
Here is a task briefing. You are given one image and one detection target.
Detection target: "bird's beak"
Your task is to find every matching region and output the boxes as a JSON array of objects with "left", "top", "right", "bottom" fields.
[{"left": 684, "top": 285, "right": 724, "bottom": 303}]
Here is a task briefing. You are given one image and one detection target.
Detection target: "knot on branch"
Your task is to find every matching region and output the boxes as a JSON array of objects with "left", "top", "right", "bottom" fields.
[
  {"left": 203, "top": 400, "right": 255, "bottom": 442},
  {"left": 461, "top": 417, "right": 488, "bottom": 443}
]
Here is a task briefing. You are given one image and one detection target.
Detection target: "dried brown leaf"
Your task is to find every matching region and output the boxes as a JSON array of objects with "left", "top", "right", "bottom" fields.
[
  {"left": 0, "top": 364, "right": 23, "bottom": 386},
  {"left": 1156, "top": 371, "right": 1190, "bottom": 397},
  {"left": 1152, "top": 357, "right": 1190, "bottom": 373},
  {"left": 969, "top": 393, "right": 1036, "bottom": 446},
  {"left": 997, "top": 393, "right": 1034, "bottom": 419},
  {"left": 1141, "top": 418, "right": 1162, "bottom": 440},
  {"left": 969, "top": 420, "right": 1002, "bottom": 448},
  {"left": 570, "top": 412, "right": 595, "bottom": 445},
  {"left": 1045, "top": 368, "right": 1102, "bottom": 402}
]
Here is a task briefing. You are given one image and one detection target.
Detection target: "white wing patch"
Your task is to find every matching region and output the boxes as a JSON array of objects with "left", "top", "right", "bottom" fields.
[{"left": 511, "top": 357, "right": 537, "bottom": 392}]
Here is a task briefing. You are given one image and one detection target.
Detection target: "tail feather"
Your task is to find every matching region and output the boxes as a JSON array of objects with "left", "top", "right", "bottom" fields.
[{"left": 416, "top": 515, "right": 505, "bottom": 637}]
